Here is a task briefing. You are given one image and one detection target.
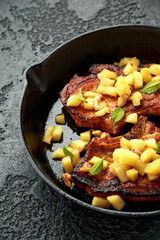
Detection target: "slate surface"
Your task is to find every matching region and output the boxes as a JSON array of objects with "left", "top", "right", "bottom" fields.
[{"left": 1, "top": 0, "right": 160, "bottom": 239}]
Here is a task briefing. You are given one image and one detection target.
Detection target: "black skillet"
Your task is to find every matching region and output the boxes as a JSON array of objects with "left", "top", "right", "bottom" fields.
[{"left": 21, "top": 25, "right": 160, "bottom": 217}]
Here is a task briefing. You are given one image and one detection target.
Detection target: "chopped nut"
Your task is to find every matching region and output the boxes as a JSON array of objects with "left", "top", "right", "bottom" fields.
[
  {"left": 61, "top": 173, "right": 72, "bottom": 187},
  {"left": 93, "top": 95, "right": 102, "bottom": 111},
  {"left": 79, "top": 162, "right": 92, "bottom": 172},
  {"left": 100, "top": 132, "right": 109, "bottom": 138},
  {"left": 92, "top": 130, "right": 102, "bottom": 137},
  {"left": 118, "top": 95, "right": 129, "bottom": 107}
]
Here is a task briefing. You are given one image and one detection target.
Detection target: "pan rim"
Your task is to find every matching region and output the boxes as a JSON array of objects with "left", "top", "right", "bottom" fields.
[{"left": 21, "top": 24, "right": 160, "bottom": 217}]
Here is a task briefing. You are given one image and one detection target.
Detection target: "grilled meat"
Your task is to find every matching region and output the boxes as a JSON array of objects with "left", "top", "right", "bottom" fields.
[
  {"left": 60, "top": 63, "right": 160, "bottom": 135},
  {"left": 89, "top": 63, "right": 124, "bottom": 75},
  {"left": 72, "top": 116, "right": 160, "bottom": 202}
]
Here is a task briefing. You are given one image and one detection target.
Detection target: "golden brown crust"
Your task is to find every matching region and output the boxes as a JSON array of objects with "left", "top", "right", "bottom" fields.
[
  {"left": 72, "top": 117, "right": 160, "bottom": 202},
  {"left": 60, "top": 69, "right": 160, "bottom": 135},
  {"left": 89, "top": 64, "right": 124, "bottom": 75}
]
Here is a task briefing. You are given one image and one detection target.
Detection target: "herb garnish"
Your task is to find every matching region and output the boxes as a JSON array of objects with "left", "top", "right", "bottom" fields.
[
  {"left": 63, "top": 145, "right": 74, "bottom": 158},
  {"left": 111, "top": 107, "right": 125, "bottom": 123},
  {"left": 78, "top": 88, "right": 88, "bottom": 103},
  {"left": 140, "top": 80, "right": 160, "bottom": 94},
  {"left": 156, "top": 142, "right": 160, "bottom": 153},
  {"left": 90, "top": 157, "right": 104, "bottom": 175}
]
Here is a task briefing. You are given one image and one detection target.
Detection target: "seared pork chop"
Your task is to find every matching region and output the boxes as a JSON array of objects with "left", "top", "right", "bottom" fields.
[
  {"left": 60, "top": 63, "right": 160, "bottom": 135},
  {"left": 72, "top": 116, "right": 160, "bottom": 202}
]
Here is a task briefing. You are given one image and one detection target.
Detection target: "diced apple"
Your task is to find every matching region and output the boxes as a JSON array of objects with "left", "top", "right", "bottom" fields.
[
  {"left": 100, "top": 78, "right": 115, "bottom": 86},
  {"left": 152, "top": 76, "right": 160, "bottom": 82},
  {"left": 149, "top": 64, "right": 160, "bottom": 76},
  {"left": 120, "top": 137, "right": 131, "bottom": 149},
  {"left": 97, "top": 69, "right": 117, "bottom": 80},
  {"left": 133, "top": 71, "right": 143, "bottom": 89},
  {"left": 97, "top": 84, "right": 118, "bottom": 97},
  {"left": 119, "top": 57, "right": 140, "bottom": 67},
  {"left": 126, "top": 168, "right": 138, "bottom": 181},
  {"left": 67, "top": 94, "right": 82, "bottom": 107},
  {"left": 114, "top": 76, "right": 125, "bottom": 88},
  {"left": 129, "top": 91, "right": 143, "bottom": 106},
  {"left": 130, "top": 139, "right": 145, "bottom": 152},
  {"left": 84, "top": 91, "right": 102, "bottom": 98},
  {"left": 68, "top": 147, "right": 81, "bottom": 166},
  {"left": 119, "top": 57, "right": 132, "bottom": 66},
  {"left": 147, "top": 174, "right": 159, "bottom": 181},
  {"left": 114, "top": 166, "right": 129, "bottom": 183},
  {"left": 43, "top": 126, "right": 55, "bottom": 144},
  {"left": 62, "top": 156, "right": 73, "bottom": 173},
  {"left": 118, "top": 95, "right": 128, "bottom": 107},
  {"left": 95, "top": 107, "right": 110, "bottom": 117},
  {"left": 140, "top": 149, "right": 156, "bottom": 163},
  {"left": 117, "top": 83, "right": 131, "bottom": 96},
  {"left": 52, "top": 148, "right": 65, "bottom": 159},
  {"left": 125, "top": 113, "right": 138, "bottom": 124},
  {"left": 83, "top": 97, "right": 94, "bottom": 110},
  {"left": 119, "top": 149, "right": 139, "bottom": 166},
  {"left": 89, "top": 156, "right": 101, "bottom": 164},
  {"left": 109, "top": 162, "right": 119, "bottom": 177},
  {"left": 124, "top": 73, "right": 134, "bottom": 85},
  {"left": 52, "top": 125, "right": 63, "bottom": 142},
  {"left": 134, "top": 159, "right": 146, "bottom": 176},
  {"left": 89, "top": 156, "right": 108, "bottom": 170},
  {"left": 123, "top": 62, "right": 137, "bottom": 75},
  {"left": 119, "top": 57, "right": 131, "bottom": 66},
  {"left": 141, "top": 68, "right": 152, "bottom": 83},
  {"left": 92, "top": 196, "right": 110, "bottom": 209},
  {"left": 112, "top": 148, "right": 123, "bottom": 162},
  {"left": 94, "top": 95, "right": 107, "bottom": 110},
  {"left": 145, "top": 159, "right": 160, "bottom": 175},
  {"left": 113, "top": 148, "right": 139, "bottom": 166},
  {"left": 130, "top": 57, "right": 140, "bottom": 67},
  {"left": 56, "top": 114, "right": 65, "bottom": 125},
  {"left": 152, "top": 153, "right": 160, "bottom": 160},
  {"left": 69, "top": 140, "right": 88, "bottom": 152},
  {"left": 80, "top": 130, "right": 91, "bottom": 142},
  {"left": 107, "top": 195, "right": 125, "bottom": 211},
  {"left": 144, "top": 138, "right": 157, "bottom": 149}
]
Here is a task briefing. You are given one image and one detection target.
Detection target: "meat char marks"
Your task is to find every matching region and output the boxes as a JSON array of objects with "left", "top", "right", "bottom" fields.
[
  {"left": 60, "top": 64, "right": 160, "bottom": 135},
  {"left": 72, "top": 116, "right": 160, "bottom": 202}
]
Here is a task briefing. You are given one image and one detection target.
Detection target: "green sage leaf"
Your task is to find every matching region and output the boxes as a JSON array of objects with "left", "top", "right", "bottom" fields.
[
  {"left": 140, "top": 80, "right": 160, "bottom": 94},
  {"left": 78, "top": 88, "right": 88, "bottom": 103},
  {"left": 111, "top": 107, "right": 125, "bottom": 123},
  {"left": 156, "top": 141, "right": 160, "bottom": 153},
  {"left": 63, "top": 145, "right": 74, "bottom": 158},
  {"left": 90, "top": 157, "right": 104, "bottom": 175}
]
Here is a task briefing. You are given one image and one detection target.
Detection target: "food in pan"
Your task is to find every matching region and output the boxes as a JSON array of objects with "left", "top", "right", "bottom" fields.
[
  {"left": 72, "top": 116, "right": 160, "bottom": 203},
  {"left": 44, "top": 57, "right": 160, "bottom": 210},
  {"left": 43, "top": 125, "right": 63, "bottom": 144},
  {"left": 60, "top": 57, "right": 160, "bottom": 135}
]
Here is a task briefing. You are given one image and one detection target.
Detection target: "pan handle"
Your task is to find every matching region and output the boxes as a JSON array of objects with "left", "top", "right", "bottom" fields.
[{"left": 26, "top": 64, "right": 45, "bottom": 92}]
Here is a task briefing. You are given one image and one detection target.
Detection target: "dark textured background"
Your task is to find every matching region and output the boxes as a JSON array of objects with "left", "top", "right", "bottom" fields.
[{"left": 1, "top": 0, "right": 160, "bottom": 239}]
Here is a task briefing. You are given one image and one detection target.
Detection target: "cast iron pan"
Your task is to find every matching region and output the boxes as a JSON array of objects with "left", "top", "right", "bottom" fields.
[{"left": 21, "top": 25, "right": 160, "bottom": 217}]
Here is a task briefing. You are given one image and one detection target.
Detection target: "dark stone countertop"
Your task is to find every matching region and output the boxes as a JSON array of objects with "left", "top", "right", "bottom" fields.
[{"left": 1, "top": 0, "right": 160, "bottom": 239}]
